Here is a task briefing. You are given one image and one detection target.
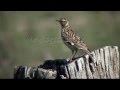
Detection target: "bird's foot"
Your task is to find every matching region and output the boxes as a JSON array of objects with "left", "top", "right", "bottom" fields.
[{"left": 67, "top": 58, "right": 73, "bottom": 63}]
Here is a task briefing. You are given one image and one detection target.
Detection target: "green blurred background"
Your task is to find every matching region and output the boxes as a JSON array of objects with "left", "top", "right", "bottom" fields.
[{"left": 0, "top": 11, "right": 120, "bottom": 78}]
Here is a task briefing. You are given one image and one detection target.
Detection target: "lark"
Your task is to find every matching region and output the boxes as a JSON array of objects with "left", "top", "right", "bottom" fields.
[{"left": 56, "top": 18, "right": 94, "bottom": 62}]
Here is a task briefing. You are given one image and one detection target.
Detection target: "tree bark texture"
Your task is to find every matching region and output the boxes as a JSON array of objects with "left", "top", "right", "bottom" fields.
[{"left": 14, "top": 46, "right": 119, "bottom": 79}]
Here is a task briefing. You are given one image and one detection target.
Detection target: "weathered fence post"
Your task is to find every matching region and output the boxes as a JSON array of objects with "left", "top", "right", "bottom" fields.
[{"left": 14, "top": 46, "right": 119, "bottom": 79}]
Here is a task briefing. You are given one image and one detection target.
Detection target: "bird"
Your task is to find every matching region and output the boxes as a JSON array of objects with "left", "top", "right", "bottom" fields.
[{"left": 56, "top": 18, "right": 94, "bottom": 62}]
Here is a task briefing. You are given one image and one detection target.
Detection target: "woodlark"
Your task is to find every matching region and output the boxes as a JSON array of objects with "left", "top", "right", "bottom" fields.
[{"left": 56, "top": 18, "right": 94, "bottom": 62}]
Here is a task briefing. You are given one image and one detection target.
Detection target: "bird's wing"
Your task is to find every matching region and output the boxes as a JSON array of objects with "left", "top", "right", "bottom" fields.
[{"left": 62, "top": 29, "right": 88, "bottom": 50}]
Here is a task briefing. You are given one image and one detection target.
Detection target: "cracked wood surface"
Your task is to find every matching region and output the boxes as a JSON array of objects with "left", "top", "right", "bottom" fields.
[
  {"left": 64, "top": 46, "right": 119, "bottom": 79},
  {"left": 14, "top": 46, "right": 119, "bottom": 79}
]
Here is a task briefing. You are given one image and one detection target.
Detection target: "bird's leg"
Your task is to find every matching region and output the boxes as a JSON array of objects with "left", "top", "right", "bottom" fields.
[
  {"left": 72, "top": 49, "right": 78, "bottom": 60},
  {"left": 85, "top": 49, "right": 94, "bottom": 63},
  {"left": 68, "top": 49, "right": 78, "bottom": 62}
]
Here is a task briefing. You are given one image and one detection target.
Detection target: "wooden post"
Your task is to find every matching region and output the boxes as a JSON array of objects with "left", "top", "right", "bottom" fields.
[{"left": 14, "top": 46, "right": 119, "bottom": 79}]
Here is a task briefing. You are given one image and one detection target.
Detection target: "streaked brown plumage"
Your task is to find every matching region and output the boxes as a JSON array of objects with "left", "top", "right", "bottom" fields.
[{"left": 56, "top": 18, "right": 93, "bottom": 62}]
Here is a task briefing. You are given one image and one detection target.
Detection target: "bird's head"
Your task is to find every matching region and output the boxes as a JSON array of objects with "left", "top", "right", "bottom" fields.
[{"left": 56, "top": 18, "right": 70, "bottom": 27}]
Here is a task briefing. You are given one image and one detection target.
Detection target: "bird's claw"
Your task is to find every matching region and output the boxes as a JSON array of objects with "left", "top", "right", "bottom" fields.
[{"left": 67, "top": 58, "right": 73, "bottom": 63}]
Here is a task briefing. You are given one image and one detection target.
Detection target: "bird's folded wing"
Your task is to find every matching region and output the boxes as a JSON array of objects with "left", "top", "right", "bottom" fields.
[{"left": 62, "top": 29, "right": 88, "bottom": 50}]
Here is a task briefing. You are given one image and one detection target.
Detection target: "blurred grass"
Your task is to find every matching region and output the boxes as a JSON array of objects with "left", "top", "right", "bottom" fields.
[{"left": 0, "top": 11, "right": 120, "bottom": 78}]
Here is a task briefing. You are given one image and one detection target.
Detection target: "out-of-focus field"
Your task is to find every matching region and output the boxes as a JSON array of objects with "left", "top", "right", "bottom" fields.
[{"left": 0, "top": 11, "right": 120, "bottom": 78}]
